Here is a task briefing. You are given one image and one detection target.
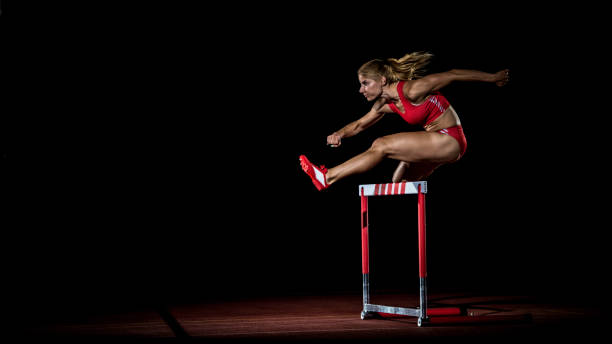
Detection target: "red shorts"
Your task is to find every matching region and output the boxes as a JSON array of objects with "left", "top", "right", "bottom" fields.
[{"left": 438, "top": 125, "right": 467, "bottom": 159}]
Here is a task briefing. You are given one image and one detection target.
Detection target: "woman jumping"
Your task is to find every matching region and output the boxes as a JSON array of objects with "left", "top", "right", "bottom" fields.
[{"left": 300, "top": 51, "right": 509, "bottom": 190}]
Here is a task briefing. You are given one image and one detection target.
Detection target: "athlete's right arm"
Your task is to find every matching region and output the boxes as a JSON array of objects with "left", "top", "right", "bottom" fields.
[{"left": 327, "top": 99, "right": 387, "bottom": 146}]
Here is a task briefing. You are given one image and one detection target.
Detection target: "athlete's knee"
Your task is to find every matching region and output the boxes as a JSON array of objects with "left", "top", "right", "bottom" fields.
[{"left": 370, "top": 137, "right": 391, "bottom": 154}]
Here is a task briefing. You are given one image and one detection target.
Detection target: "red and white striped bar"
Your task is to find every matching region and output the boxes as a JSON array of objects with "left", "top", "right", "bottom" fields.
[{"left": 358, "top": 181, "right": 427, "bottom": 196}]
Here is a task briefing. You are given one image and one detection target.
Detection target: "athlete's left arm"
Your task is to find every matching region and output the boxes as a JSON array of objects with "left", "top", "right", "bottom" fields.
[{"left": 407, "top": 69, "right": 509, "bottom": 100}]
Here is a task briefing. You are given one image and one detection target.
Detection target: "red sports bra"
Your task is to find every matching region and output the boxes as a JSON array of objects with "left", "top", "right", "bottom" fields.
[{"left": 387, "top": 81, "right": 450, "bottom": 126}]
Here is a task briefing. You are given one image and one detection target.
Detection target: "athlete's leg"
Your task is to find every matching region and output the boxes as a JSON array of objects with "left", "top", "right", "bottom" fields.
[
  {"left": 325, "top": 149, "right": 385, "bottom": 185},
  {"left": 326, "top": 131, "right": 459, "bottom": 185},
  {"left": 392, "top": 161, "right": 410, "bottom": 182},
  {"left": 392, "top": 161, "right": 442, "bottom": 182}
]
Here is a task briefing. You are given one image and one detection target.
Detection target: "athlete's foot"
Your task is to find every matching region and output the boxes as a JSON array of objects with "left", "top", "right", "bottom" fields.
[{"left": 299, "top": 155, "right": 329, "bottom": 191}]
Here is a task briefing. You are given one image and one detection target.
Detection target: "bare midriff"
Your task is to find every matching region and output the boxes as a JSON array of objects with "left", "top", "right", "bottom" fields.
[{"left": 423, "top": 105, "right": 461, "bottom": 132}]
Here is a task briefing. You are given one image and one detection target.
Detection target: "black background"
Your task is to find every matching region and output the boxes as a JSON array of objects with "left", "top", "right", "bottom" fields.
[{"left": 4, "top": 3, "right": 611, "bottom": 322}]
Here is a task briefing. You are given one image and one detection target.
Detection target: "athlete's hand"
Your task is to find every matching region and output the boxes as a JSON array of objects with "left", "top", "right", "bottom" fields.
[
  {"left": 494, "top": 69, "right": 510, "bottom": 87},
  {"left": 327, "top": 133, "right": 342, "bottom": 147}
]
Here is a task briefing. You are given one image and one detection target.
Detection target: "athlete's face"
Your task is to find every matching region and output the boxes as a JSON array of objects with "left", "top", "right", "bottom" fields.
[{"left": 358, "top": 74, "right": 384, "bottom": 101}]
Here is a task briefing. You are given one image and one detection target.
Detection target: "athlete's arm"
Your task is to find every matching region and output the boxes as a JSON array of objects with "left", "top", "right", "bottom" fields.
[
  {"left": 407, "top": 69, "right": 509, "bottom": 101},
  {"left": 327, "top": 98, "right": 387, "bottom": 146}
]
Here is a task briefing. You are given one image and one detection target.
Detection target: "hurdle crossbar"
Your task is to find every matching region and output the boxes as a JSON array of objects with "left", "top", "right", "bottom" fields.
[{"left": 358, "top": 181, "right": 427, "bottom": 196}]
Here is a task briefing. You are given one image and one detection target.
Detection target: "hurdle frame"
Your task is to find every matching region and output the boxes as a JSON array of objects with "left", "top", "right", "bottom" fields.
[{"left": 359, "top": 181, "right": 459, "bottom": 326}]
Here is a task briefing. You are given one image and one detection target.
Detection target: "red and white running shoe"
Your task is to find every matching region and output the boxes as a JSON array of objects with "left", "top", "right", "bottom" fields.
[{"left": 299, "top": 155, "right": 329, "bottom": 191}]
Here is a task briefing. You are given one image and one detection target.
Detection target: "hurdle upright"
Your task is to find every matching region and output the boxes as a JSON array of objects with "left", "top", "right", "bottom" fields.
[{"left": 359, "top": 181, "right": 460, "bottom": 327}]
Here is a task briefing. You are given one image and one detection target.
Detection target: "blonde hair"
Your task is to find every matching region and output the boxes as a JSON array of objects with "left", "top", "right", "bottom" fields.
[{"left": 358, "top": 51, "right": 434, "bottom": 83}]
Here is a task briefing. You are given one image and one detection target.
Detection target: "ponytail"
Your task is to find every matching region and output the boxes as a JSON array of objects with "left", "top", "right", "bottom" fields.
[{"left": 358, "top": 51, "right": 434, "bottom": 83}]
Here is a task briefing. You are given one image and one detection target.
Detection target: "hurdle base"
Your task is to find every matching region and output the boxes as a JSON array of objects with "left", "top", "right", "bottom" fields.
[
  {"left": 363, "top": 303, "right": 420, "bottom": 317},
  {"left": 361, "top": 304, "right": 464, "bottom": 326}
]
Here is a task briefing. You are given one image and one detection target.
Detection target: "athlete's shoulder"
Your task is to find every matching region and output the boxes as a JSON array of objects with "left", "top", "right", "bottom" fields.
[
  {"left": 372, "top": 97, "right": 393, "bottom": 113},
  {"left": 402, "top": 79, "right": 431, "bottom": 103}
]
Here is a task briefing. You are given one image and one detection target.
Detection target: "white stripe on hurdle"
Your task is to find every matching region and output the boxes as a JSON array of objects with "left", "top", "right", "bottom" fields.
[{"left": 359, "top": 181, "right": 427, "bottom": 196}]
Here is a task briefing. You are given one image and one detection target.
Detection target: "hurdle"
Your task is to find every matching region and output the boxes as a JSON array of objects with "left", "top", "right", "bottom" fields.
[{"left": 359, "top": 181, "right": 461, "bottom": 326}]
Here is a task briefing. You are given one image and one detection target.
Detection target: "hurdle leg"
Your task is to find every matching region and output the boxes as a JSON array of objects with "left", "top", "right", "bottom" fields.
[
  {"left": 417, "top": 184, "right": 429, "bottom": 326},
  {"left": 360, "top": 188, "right": 372, "bottom": 320}
]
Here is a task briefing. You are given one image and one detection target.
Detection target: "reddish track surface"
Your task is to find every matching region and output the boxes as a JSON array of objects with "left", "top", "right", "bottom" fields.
[{"left": 22, "top": 292, "right": 604, "bottom": 342}]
